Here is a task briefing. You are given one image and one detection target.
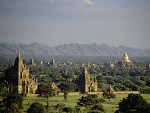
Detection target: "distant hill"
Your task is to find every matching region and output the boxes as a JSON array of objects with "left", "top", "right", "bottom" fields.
[{"left": 0, "top": 42, "right": 150, "bottom": 56}]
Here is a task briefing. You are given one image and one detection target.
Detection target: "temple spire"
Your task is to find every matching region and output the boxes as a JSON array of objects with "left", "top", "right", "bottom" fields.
[
  {"left": 122, "top": 51, "right": 131, "bottom": 63},
  {"left": 82, "top": 64, "right": 87, "bottom": 74},
  {"left": 14, "top": 52, "right": 23, "bottom": 68},
  {"left": 17, "top": 52, "right": 21, "bottom": 58}
]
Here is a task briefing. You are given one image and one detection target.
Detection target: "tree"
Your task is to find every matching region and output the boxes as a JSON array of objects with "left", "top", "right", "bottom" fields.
[
  {"left": 3, "top": 93, "right": 23, "bottom": 109},
  {"left": 62, "top": 107, "right": 73, "bottom": 113},
  {"left": 146, "top": 79, "right": 150, "bottom": 86},
  {"left": 102, "top": 92, "right": 116, "bottom": 102},
  {"left": 77, "top": 94, "right": 105, "bottom": 110},
  {"left": 90, "top": 104, "right": 106, "bottom": 113},
  {"left": 9, "top": 103, "right": 21, "bottom": 113},
  {"left": 0, "top": 93, "right": 23, "bottom": 113},
  {"left": 58, "top": 82, "right": 77, "bottom": 92},
  {"left": 27, "top": 102, "right": 46, "bottom": 113},
  {"left": 53, "top": 103, "right": 65, "bottom": 111},
  {"left": 64, "top": 90, "right": 68, "bottom": 101},
  {"left": 115, "top": 93, "right": 150, "bottom": 113},
  {"left": 0, "top": 83, "right": 8, "bottom": 96},
  {"left": 36, "top": 83, "right": 56, "bottom": 112},
  {"left": 36, "top": 84, "right": 55, "bottom": 97}
]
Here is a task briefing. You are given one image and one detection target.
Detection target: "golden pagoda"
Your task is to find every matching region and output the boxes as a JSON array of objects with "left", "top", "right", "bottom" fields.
[
  {"left": 122, "top": 51, "right": 132, "bottom": 63},
  {"left": 120, "top": 51, "right": 137, "bottom": 68}
]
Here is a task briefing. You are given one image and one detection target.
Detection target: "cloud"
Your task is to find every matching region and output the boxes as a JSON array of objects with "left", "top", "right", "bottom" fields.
[
  {"left": 82, "top": 0, "right": 94, "bottom": 5},
  {"left": 39, "top": 0, "right": 94, "bottom": 5}
]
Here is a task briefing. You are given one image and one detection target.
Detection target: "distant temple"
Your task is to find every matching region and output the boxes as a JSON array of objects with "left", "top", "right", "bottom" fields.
[
  {"left": 118, "top": 51, "right": 136, "bottom": 68},
  {"left": 108, "top": 84, "right": 114, "bottom": 94},
  {"left": 122, "top": 51, "right": 132, "bottom": 63},
  {"left": 48, "top": 59, "right": 57, "bottom": 67},
  {"left": 77, "top": 66, "right": 97, "bottom": 93},
  {"left": 5, "top": 52, "right": 38, "bottom": 94},
  {"left": 29, "top": 58, "right": 36, "bottom": 66},
  {"left": 51, "top": 82, "right": 60, "bottom": 95}
]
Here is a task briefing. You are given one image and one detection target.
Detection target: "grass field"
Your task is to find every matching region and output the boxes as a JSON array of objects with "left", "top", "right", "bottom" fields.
[{"left": 22, "top": 93, "right": 150, "bottom": 113}]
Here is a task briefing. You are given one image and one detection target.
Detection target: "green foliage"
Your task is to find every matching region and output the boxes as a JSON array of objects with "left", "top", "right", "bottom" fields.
[
  {"left": 53, "top": 103, "right": 65, "bottom": 110},
  {"left": 74, "top": 105, "right": 81, "bottom": 112},
  {"left": 146, "top": 79, "right": 150, "bottom": 86},
  {"left": 0, "top": 93, "right": 23, "bottom": 113},
  {"left": 1, "top": 54, "right": 150, "bottom": 95},
  {"left": 36, "top": 84, "right": 55, "bottom": 97},
  {"left": 27, "top": 102, "right": 46, "bottom": 113},
  {"left": 102, "top": 92, "right": 116, "bottom": 102},
  {"left": 20, "top": 92, "right": 27, "bottom": 97},
  {"left": 103, "top": 92, "right": 116, "bottom": 98},
  {"left": 3, "top": 93, "right": 23, "bottom": 109},
  {"left": 62, "top": 107, "right": 73, "bottom": 113},
  {"left": 9, "top": 103, "right": 21, "bottom": 113},
  {"left": 64, "top": 90, "right": 68, "bottom": 100},
  {"left": 53, "top": 103, "right": 65, "bottom": 112},
  {"left": 116, "top": 93, "right": 150, "bottom": 113},
  {"left": 19, "top": 93, "right": 150, "bottom": 113},
  {"left": 0, "top": 83, "right": 8, "bottom": 96},
  {"left": 140, "top": 88, "right": 150, "bottom": 94},
  {"left": 90, "top": 104, "right": 106, "bottom": 113},
  {"left": 58, "top": 82, "right": 77, "bottom": 92},
  {"left": 77, "top": 94, "right": 105, "bottom": 110},
  {"left": 53, "top": 103, "right": 73, "bottom": 113},
  {"left": 88, "top": 110, "right": 104, "bottom": 113}
]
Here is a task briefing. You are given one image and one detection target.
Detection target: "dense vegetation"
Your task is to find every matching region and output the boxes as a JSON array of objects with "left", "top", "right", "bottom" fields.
[
  {"left": 0, "top": 55, "right": 150, "bottom": 96},
  {"left": 115, "top": 93, "right": 150, "bottom": 113},
  {"left": 0, "top": 93, "right": 23, "bottom": 113},
  {"left": 0, "top": 55, "right": 150, "bottom": 112}
]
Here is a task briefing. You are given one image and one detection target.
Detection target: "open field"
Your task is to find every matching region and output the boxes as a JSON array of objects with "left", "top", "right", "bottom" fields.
[
  {"left": 21, "top": 93, "right": 150, "bottom": 113},
  {"left": 0, "top": 93, "right": 149, "bottom": 113}
]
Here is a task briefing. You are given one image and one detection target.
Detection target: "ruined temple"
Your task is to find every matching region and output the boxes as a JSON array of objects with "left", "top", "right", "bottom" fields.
[
  {"left": 5, "top": 52, "right": 38, "bottom": 94},
  {"left": 77, "top": 66, "right": 97, "bottom": 93}
]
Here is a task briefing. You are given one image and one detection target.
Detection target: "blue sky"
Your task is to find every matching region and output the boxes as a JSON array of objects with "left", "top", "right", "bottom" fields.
[{"left": 0, "top": 0, "right": 150, "bottom": 49}]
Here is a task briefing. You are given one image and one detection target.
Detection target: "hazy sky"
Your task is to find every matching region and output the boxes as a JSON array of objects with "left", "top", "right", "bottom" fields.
[{"left": 0, "top": 0, "right": 150, "bottom": 49}]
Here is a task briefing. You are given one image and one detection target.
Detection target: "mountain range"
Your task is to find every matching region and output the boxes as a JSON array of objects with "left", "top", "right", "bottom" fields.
[{"left": 0, "top": 42, "right": 150, "bottom": 56}]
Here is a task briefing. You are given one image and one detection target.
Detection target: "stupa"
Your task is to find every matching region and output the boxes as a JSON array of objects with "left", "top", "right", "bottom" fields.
[
  {"left": 121, "top": 51, "right": 136, "bottom": 68},
  {"left": 122, "top": 51, "right": 132, "bottom": 63}
]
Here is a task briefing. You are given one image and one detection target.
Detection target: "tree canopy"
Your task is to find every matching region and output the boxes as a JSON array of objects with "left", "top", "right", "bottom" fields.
[
  {"left": 0, "top": 93, "right": 23, "bottom": 113},
  {"left": 27, "top": 102, "right": 46, "bottom": 113},
  {"left": 77, "top": 94, "right": 105, "bottom": 111},
  {"left": 115, "top": 93, "right": 150, "bottom": 113},
  {"left": 36, "top": 83, "right": 56, "bottom": 97}
]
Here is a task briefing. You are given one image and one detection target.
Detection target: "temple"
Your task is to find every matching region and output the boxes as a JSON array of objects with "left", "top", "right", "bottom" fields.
[
  {"left": 51, "top": 82, "right": 60, "bottom": 95},
  {"left": 77, "top": 66, "right": 97, "bottom": 93},
  {"left": 122, "top": 51, "right": 132, "bottom": 63},
  {"left": 118, "top": 51, "right": 136, "bottom": 68},
  {"left": 5, "top": 52, "right": 38, "bottom": 94},
  {"left": 29, "top": 58, "right": 36, "bottom": 66}
]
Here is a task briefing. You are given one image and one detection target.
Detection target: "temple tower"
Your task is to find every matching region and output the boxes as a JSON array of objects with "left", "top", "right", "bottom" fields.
[
  {"left": 30, "top": 58, "right": 36, "bottom": 66},
  {"left": 5, "top": 52, "right": 38, "bottom": 94},
  {"left": 77, "top": 65, "right": 97, "bottom": 93}
]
